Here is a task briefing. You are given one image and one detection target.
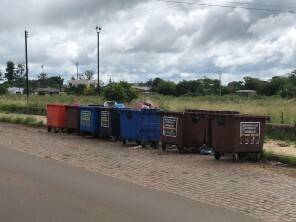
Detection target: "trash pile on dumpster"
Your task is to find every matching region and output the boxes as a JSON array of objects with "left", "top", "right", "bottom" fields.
[{"left": 46, "top": 102, "right": 270, "bottom": 162}]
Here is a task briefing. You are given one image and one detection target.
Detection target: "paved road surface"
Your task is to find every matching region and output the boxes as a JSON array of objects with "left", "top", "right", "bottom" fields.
[{"left": 0, "top": 147, "right": 261, "bottom": 222}]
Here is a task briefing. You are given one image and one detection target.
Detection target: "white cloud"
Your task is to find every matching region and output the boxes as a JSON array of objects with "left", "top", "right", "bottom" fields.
[{"left": 0, "top": 0, "right": 296, "bottom": 85}]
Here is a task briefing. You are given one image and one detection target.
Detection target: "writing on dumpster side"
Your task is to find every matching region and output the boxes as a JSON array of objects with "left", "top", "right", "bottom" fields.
[
  {"left": 101, "top": 111, "right": 109, "bottom": 128},
  {"left": 240, "top": 122, "right": 260, "bottom": 145},
  {"left": 163, "top": 116, "right": 178, "bottom": 137},
  {"left": 81, "top": 111, "right": 91, "bottom": 127}
]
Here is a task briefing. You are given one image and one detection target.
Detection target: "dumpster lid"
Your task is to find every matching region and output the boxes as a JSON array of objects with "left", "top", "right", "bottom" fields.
[
  {"left": 158, "top": 110, "right": 184, "bottom": 116},
  {"left": 185, "top": 109, "right": 239, "bottom": 115},
  {"left": 212, "top": 113, "right": 270, "bottom": 120}
]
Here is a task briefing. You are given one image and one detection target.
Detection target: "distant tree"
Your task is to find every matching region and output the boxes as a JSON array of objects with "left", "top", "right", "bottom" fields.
[
  {"left": 157, "top": 81, "right": 176, "bottom": 95},
  {"left": 265, "top": 76, "right": 289, "bottom": 96},
  {"left": 288, "top": 71, "right": 296, "bottom": 85},
  {"left": 280, "top": 83, "right": 296, "bottom": 98},
  {"left": 65, "top": 85, "right": 86, "bottom": 95},
  {"left": 0, "top": 69, "right": 3, "bottom": 81},
  {"left": 0, "top": 86, "right": 7, "bottom": 95},
  {"left": 151, "top": 77, "right": 165, "bottom": 92},
  {"left": 48, "top": 76, "right": 64, "bottom": 86},
  {"left": 38, "top": 72, "right": 48, "bottom": 81},
  {"left": 200, "top": 78, "right": 220, "bottom": 95},
  {"left": 227, "top": 81, "right": 244, "bottom": 93},
  {"left": 70, "top": 75, "right": 75, "bottom": 80},
  {"left": 15, "top": 62, "right": 25, "bottom": 87},
  {"left": 243, "top": 76, "right": 267, "bottom": 95},
  {"left": 175, "top": 80, "right": 192, "bottom": 96},
  {"left": 5, "top": 61, "right": 15, "bottom": 83},
  {"left": 84, "top": 70, "right": 94, "bottom": 80}
]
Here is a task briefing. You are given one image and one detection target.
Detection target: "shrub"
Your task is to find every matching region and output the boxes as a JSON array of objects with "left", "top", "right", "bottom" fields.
[{"left": 102, "top": 81, "right": 139, "bottom": 103}]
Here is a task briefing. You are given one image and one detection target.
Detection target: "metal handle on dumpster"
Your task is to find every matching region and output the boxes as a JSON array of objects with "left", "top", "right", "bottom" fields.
[
  {"left": 126, "top": 112, "right": 133, "bottom": 119},
  {"left": 216, "top": 115, "right": 225, "bottom": 125},
  {"left": 228, "top": 115, "right": 234, "bottom": 120},
  {"left": 192, "top": 115, "right": 200, "bottom": 123}
]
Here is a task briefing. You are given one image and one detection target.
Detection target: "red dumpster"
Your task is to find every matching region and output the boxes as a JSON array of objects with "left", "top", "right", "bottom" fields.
[{"left": 46, "top": 104, "right": 67, "bottom": 133}]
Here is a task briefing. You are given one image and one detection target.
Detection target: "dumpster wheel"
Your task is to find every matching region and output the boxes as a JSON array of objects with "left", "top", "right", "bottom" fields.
[
  {"left": 47, "top": 126, "right": 52, "bottom": 132},
  {"left": 151, "top": 141, "right": 159, "bottom": 149},
  {"left": 177, "top": 146, "right": 184, "bottom": 154},
  {"left": 214, "top": 152, "right": 221, "bottom": 160},
  {"left": 123, "top": 139, "right": 128, "bottom": 145},
  {"left": 162, "top": 143, "right": 166, "bottom": 151},
  {"left": 232, "top": 154, "right": 239, "bottom": 163},
  {"left": 256, "top": 152, "right": 263, "bottom": 161}
]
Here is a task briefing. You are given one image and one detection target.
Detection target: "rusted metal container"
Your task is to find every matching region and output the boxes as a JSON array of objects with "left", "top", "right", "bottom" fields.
[
  {"left": 210, "top": 114, "right": 270, "bottom": 162},
  {"left": 46, "top": 104, "right": 67, "bottom": 133},
  {"left": 65, "top": 105, "right": 80, "bottom": 134},
  {"left": 159, "top": 111, "right": 206, "bottom": 153}
]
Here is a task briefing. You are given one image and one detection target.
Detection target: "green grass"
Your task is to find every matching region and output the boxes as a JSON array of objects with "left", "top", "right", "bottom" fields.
[
  {"left": 263, "top": 150, "right": 296, "bottom": 167},
  {"left": 0, "top": 115, "right": 43, "bottom": 126},
  {"left": 0, "top": 94, "right": 296, "bottom": 124},
  {"left": 150, "top": 94, "right": 296, "bottom": 124},
  {"left": 265, "top": 127, "right": 295, "bottom": 143}
]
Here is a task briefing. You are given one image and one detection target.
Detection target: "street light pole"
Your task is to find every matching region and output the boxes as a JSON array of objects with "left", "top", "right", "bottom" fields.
[
  {"left": 25, "top": 30, "right": 29, "bottom": 105},
  {"left": 75, "top": 62, "right": 78, "bottom": 80},
  {"left": 96, "top": 26, "right": 102, "bottom": 94}
]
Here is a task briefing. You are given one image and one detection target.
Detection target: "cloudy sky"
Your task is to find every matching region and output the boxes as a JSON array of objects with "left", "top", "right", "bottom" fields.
[{"left": 0, "top": 0, "right": 296, "bottom": 85}]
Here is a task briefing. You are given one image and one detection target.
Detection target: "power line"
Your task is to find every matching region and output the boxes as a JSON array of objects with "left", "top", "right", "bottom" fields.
[
  {"left": 156, "top": 0, "right": 296, "bottom": 14},
  {"left": 201, "top": 0, "right": 296, "bottom": 10}
]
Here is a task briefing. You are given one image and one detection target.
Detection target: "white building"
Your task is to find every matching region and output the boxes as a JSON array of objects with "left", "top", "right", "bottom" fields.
[
  {"left": 67, "top": 79, "right": 104, "bottom": 87},
  {"left": 7, "top": 87, "right": 24, "bottom": 94}
]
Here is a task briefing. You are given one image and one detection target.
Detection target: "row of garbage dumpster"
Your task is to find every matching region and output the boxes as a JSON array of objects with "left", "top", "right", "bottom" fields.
[{"left": 46, "top": 104, "right": 270, "bottom": 162}]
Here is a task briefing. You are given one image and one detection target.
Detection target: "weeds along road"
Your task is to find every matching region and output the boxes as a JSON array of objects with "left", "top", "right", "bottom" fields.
[{"left": 0, "top": 123, "right": 295, "bottom": 222}]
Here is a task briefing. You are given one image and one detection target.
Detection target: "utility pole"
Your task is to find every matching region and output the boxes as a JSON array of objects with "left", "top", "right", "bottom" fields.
[
  {"left": 75, "top": 62, "right": 78, "bottom": 79},
  {"left": 219, "top": 69, "right": 222, "bottom": 96},
  {"left": 25, "top": 30, "right": 29, "bottom": 104},
  {"left": 96, "top": 26, "right": 102, "bottom": 94}
]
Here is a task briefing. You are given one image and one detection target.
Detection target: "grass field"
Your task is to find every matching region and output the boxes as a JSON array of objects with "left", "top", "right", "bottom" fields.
[
  {"left": 151, "top": 94, "right": 296, "bottom": 124},
  {"left": 0, "top": 94, "right": 295, "bottom": 124}
]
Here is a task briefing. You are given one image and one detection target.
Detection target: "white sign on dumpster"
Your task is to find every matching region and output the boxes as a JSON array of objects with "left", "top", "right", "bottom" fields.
[{"left": 240, "top": 122, "right": 260, "bottom": 145}]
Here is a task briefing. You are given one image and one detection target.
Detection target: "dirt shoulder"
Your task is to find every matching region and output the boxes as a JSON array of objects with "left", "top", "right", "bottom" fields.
[{"left": 264, "top": 140, "right": 296, "bottom": 157}]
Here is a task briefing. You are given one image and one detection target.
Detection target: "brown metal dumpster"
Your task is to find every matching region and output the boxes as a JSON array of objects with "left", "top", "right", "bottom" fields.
[
  {"left": 210, "top": 114, "right": 270, "bottom": 162},
  {"left": 65, "top": 105, "right": 80, "bottom": 134},
  {"left": 185, "top": 110, "right": 240, "bottom": 147},
  {"left": 159, "top": 111, "right": 206, "bottom": 153}
]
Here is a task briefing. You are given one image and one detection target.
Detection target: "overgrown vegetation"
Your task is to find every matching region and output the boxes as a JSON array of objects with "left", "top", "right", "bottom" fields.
[
  {"left": 263, "top": 150, "right": 296, "bottom": 167},
  {"left": 0, "top": 115, "right": 43, "bottom": 126},
  {"left": 0, "top": 94, "right": 295, "bottom": 124},
  {"left": 265, "top": 126, "right": 295, "bottom": 142}
]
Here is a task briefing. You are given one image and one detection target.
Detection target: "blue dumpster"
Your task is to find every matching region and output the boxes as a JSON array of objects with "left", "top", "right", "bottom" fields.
[
  {"left": 79, "top": 106, "right": 101, "bottom": 137},
  {"left": 119, "top": 109, "right": 160, "bottom": 145}
]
